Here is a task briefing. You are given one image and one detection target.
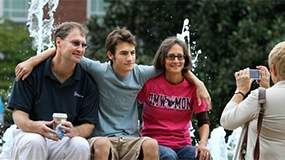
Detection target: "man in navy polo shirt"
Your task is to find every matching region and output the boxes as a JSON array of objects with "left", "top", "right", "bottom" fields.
[{"left": 0, "top": 22, "right": 99, "bottom": 160}]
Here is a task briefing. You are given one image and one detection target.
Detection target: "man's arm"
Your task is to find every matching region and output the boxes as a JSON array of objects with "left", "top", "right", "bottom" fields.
[
  {"left": 15, "top": 48, "right": 56, "bottom": 81},
  {"left": 13, "top": 109, "right": 58, "bottom": 141},
  {"left": 183, "top": 71, "right": 211, "bottom": 108}
]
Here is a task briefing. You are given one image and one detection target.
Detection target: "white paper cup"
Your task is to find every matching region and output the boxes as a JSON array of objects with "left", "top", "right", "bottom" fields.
[{"left": 52, "top": 113, "right": 67, "bottom": 129}]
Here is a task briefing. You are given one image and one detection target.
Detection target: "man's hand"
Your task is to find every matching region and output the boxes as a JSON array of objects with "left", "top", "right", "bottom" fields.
[
  {"left": 61, "top": 122, "right": 95, "bottom": 138},
  {"left": 61, "top": 121, "right": 77, "bottom": 138},
  {"left": 32, "top": 120, "right": 59, "bottom": 141},
  {"left": 13, "top": 110, "right": 58, "bottom": 141}
]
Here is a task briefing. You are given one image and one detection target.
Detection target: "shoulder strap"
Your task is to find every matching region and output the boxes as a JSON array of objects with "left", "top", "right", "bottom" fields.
[
  {"left": 240, "top": 124, "right": 249, "bottom": 160},
  {"left": 254, "top": 87, "right": 266, "bottom": 160}
]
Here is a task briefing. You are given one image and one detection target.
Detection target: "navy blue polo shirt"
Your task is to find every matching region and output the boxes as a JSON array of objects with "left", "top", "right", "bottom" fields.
[{"left": 8, "top": 57, "right": 99, "bottom": 127}]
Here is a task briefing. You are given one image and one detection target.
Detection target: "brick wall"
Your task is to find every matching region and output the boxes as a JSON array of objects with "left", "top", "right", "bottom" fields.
[{"left": 44, "top": 0, "right": 87, "bottom": 25}]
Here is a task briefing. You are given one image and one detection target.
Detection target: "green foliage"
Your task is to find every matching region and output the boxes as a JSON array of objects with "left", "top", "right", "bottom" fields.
[
  {"left": 192, "top": 0, "right": 285, "bottom": 131},
  {"left": 86, "top": 0, "right": 285, "bottom": 141},
  {"left": 0, "top": 19, "right": 35, "bottom": 124}
]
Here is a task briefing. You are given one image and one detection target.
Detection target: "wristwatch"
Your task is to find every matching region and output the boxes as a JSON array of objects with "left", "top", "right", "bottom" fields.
[{"left": 235, "top": 90, "right": 245, "bottom": 98}]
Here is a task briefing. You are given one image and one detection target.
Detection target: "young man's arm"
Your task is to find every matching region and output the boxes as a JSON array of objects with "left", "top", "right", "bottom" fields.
[
  {"left": 15, "top": 48, "right": 56, "bottom": 81},
  {"left": 183, "top": 71, "right": 211, "bottom": 108}
]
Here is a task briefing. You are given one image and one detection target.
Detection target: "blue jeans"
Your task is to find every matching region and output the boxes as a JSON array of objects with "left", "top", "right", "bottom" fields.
[{"left": 159, "top": 145, "right": 199, "bottom": 160}]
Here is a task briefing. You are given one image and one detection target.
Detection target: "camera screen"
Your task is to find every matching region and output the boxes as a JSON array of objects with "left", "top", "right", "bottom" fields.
[{"left": 250, "top": 69, "right": 261, "bottom": 80}]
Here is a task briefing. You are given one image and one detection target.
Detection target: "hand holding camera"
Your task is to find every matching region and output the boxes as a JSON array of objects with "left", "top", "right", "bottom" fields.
[
  {"left": 235, "top": 66, "right": 271, "bottom": 94},
  {"left": 255, "top": 66, "right": 271, "bottom": 88},
  {"left": 235, "top": 68, "right": 253, "bottom": 96}
]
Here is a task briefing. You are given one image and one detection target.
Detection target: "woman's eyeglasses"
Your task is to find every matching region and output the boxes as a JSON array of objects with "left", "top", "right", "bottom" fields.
[{"left": 165, "top": 54, "right": 185, "bottom": 60}]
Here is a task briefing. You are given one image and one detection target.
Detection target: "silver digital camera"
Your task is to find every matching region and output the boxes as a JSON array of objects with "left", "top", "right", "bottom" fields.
[{"left": 250, "top": 69, "right": 261, "bottom": 80}]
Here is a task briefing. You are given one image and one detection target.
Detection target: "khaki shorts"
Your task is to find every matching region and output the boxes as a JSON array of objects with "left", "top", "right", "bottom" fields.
[{"left": 88, "top": 136, "right": 152, "bottom": 160}]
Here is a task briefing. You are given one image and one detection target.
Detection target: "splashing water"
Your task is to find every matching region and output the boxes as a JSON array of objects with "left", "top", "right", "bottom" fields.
[
  {"left": 207, "top": 126, "right": 242, "bottom": 160},
  {"left": 207, "top": 127, "right": 228, "bottom": 160},
  {"left": 26, "top": 0, "right": 59, "bottom": 54},
  {"left": 177, "top": 19, "right": 190, "bottom": 55},
  {"left": 176, "top": 18, "right": 201, "bottom": 69}
]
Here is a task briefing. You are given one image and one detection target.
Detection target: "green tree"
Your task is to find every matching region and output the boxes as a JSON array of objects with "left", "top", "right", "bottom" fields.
[
  {"left": 86, "top": 0, "right": 285, "bottom": 142},
  {"left": 0, "top": 19, "right": 35, "bottom": 124}
]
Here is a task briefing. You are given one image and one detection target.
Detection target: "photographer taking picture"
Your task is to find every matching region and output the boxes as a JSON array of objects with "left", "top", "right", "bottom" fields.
[{"left": 220, "top": 41, "right": 285, "bottom": 160}]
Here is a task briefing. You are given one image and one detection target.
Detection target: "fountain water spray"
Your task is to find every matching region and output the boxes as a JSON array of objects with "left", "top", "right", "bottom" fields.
[
  {"left": 207, "top": 126, "right": 228, "bottom": 160},
  {"left": 26, "top": 0, "right": 59, "bottom": 55},
  {"left": 176, "top": 18, "right": 201, "bottom": 69},
  {"left": 177, "top": 19, "right": 190, "bottom": 55}
]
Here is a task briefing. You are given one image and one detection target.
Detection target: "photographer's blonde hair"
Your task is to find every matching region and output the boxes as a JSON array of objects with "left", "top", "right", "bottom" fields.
[{"left": 268, "top": 41, "right": 285, "bottom": 79}]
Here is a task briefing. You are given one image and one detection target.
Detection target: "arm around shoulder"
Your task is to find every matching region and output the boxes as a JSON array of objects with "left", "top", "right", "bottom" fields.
[
  {"left": 183, "top": 71, "right": 211, "bottom": 108},
  {"left": 15, "top": 48, "right": 56, "bottom": 81}
]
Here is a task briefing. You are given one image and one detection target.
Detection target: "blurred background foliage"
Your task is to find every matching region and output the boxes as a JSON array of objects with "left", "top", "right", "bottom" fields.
[
  {"left": 1, "top": 0, "right": 285, "bottom": 142},
  {"left": 0, "top": 19, "right": 35, "bottom": 125}
]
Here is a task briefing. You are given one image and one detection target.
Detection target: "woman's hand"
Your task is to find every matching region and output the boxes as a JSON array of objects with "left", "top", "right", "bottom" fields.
[
  {"left": 256, "top": 65, "right": 271, "bottom": 88},
  {"left": 234, "top": 68, "right": 253, "bottom": 95},
  {"left": 195, "top": 143, "right": 212, "bottom": 160}
]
